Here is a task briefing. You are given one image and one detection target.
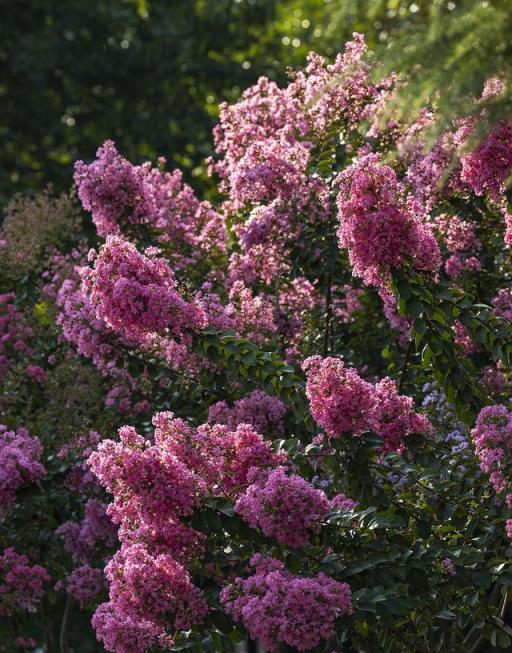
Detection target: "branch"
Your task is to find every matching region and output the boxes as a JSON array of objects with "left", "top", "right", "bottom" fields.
[
  {"left": 398, "top": 337, "right": 414, "bottom": 393},
  {"left": 323, "top": 273, "right": 332, "bottom": 357},
  {"left": 59, "top": 595, "right": 74, "bottom": 653}
]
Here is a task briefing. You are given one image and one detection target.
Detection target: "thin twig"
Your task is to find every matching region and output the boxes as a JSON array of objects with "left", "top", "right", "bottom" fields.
[{"left": 59, "top": 595, "right": 74, "bottom": 653}]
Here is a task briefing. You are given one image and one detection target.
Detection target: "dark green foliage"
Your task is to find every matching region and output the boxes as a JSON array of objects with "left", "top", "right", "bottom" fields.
[{"left": 0, "top": 0, "right": 284, "bottom": 205}]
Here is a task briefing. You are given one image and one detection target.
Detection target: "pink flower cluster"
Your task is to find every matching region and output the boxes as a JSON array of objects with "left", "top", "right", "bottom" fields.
[
  {"left": 14, "top": 637, "right": 37, "bottom": 650},
  {"left": 211, "top": 39, "right": 391, "bottom": 295},
  {"left": 303, "top": 356, "right": 431, "bottom": 453},
  {"left": 296, "top": 34, "right": 396, "bottom": 133},
  {"left": 75, "top": 141, "right": 226, "bottom": 267},
  {"left": 460, "top": 122, "right": 512, "bottom": 203},
  {"left": 216, "top": 280, "right": 278, "bottom": 342},
  {"left": 457, "top": 119, "right": 512, "bottom": 244},
  {"left": 54, "top": 261, "right": 126, "bottom": 373},
  {"left": 335, "top": 284, "right": 364, "bottom": 324},
  {"left": 87, "top": 411, "right": 290, "bottom": 652},
  {"left": 472, "top": 405, "right": 512, "bottom": 541},
  {"left": 401, "top": 119, "right": 459, "bottom": 211},
  {"left": 150, "top": 413, "right": 286, "bottom": 495},
  {"left": 57, "top": 498, "right": 117, "bottom": 564},
  {"left": 435, "top": 214, "right": 481, "bottom": 277},
  {"left": 303, "top": 356, "right": 373, "bottom": 436},
  {"left": 380, "top": 289, "right": 411, "bottom": 347},
  {"left": 74, "top": 140, "right": 157, "bottom": 237},
  {"left": 0, "top": 424, "right": 45, "bottom": 511},
  {"left": 492, "top": 289, "right": 512, "bottom": 321},
  {"left": 92, "top": 603, "right": 176, "bottom": 653},
  {"left": 472, "top": 405, "right": 512, "bottom": 496},
  {"left": 108, "top": 544, "right": 207, "bottom": 628},
  {"left": 337, "top": 153, "right": 441, "bottom": 288},
  {"left": 93, "top": 544, "right": 208, "bottom": 652},
  {"left": 87, "top": 420, "right": 210, "bottom": 651},
  {"left": 372, "top": 377, "right": 432, "bottom": 454},
  {"left": 207, "top": 390, "right": 286, "bottom": 435},
  {"left": 82, "top": 236, "right": 206, "bottom": 343},
  {"left": 235, "top": 466, "right": 330, "bottom": 548},
  {"left": 481, "top": 76, "right": 506, "bottom": 102},
  {"left": 58, "top": 431, "right": 103, "bottom": 494},
  {"left": 0, "top": 548, "right": 50, "bottom": 616},
  {"left": 86, "top": 405, "right": 359, "bottom": 650},
  {"left": 65, "top": 564, "right": 104, "bottom": 607},
  {"left": 481, "top": 364, "right": 508, "bottom": 398},
  {"left": 45, "top": 249, "right": 168, "bottom": 410},
  {"left": 330, "top": 493, "right": 358, "bottom": 512},
  {"left": 89, "top": 424, "right": 206, "bottom": 530},
  {"left": 453, "top": 321, "right": 477, "bottom": 354},
  {"left": 0, "top": 293, "right": 35, "bottom": 381},
  {"left": 441, "top": 558, "right": 457, "bottom": 576},
  {"left": 211, "top": 77, "right": 308, "bottom": 197},
  {"left": 220, "top": 554, "right": 352, "bottom": 652}
]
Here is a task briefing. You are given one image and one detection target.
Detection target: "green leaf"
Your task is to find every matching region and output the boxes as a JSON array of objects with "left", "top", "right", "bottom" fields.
[
  {"left": 436, "top": 610, "right": 456, "bottom": 621},
  {"left": 405, "top": 296, "right": 423, "bottom": 318}
]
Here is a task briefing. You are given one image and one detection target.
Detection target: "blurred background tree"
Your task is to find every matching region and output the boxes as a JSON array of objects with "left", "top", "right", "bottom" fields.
[{"left": 1, "top": 0, "right": 511, "bottom": 206}]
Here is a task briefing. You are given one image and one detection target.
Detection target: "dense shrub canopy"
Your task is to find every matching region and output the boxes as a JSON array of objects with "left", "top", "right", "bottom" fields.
[{"left": 3, "top": 23, "right": 512, "bottom": 653}]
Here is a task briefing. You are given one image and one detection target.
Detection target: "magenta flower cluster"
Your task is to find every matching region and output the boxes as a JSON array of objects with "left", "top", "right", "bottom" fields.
[
  {"left": 65, "top": 564, "right": 104, "bottom": 607},
  {"left": 220, "top": 554, "right": 353, "bottom": 652},
  {"left": 0, "top": 548, "right": 50, "bottom": 616},
  {"left": 82, "top": 235, "right": 206, "bottom": 342},
  {"left": 207, "top": 390, "right": 287, "bottom": 435},
  {"left": 87, "top": 411, "right": 290, "bottom": 652},
  {"left": 235, "top": 466, "right": 331, "bottom": 547},
  {"left": 0, "top": 293, "right": 36, "bottom": 382},
  {"left": 57, "top": 498, "right": 117, "bottom": 564},
  {"left": 472, "top": 405, "right": 512, "bottom": 497},
  {"left": 337, "top": 153, "right": 441, "bottom": 288},
  {"left": 75, "top": 140, "right": 226, "bottom": 267},
  {"left": 303, "top": 356, "right": 431, "bottom": 453},
  {"left": 0, "top": 424, "right": 45, "bottom": 511}
]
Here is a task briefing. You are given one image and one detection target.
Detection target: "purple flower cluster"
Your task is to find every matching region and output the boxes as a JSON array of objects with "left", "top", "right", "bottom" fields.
[
  {"left": 57, "top": 498, "right": 117, "bottom": 564},
  {"left": 207, "top": 390, "right": 287, "bottom": 435},
  {"left": 337, "top": 153, "right": 441, "bottom": 288},
  {"left": 0, "top": 424, "right": 45, "bottom": 511},
  {"left": 235, "top": 466, "right": 330, "bottom": 548},
  {"left": 303, "top": 356, "right": 431, "bottom": 453},
  {"left": 82, "top": 236, "right": 206, "bottom": 343},
  {"left": 75, "top": 141, "right": 226, "bottom": 267},
  {"left": 65, "top": 564, "right": 104, "bottom": 608},
  {"left": 0, "top": 548, "right": 50, "bottom": 616},
  {"left": 220, "top": 554, "right": 352, "bottom": 652}
]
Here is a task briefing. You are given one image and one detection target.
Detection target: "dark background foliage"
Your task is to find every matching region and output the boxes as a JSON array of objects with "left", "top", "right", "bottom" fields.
[{"left": 1, "top": 0, "right": 511, "bottom": 207}]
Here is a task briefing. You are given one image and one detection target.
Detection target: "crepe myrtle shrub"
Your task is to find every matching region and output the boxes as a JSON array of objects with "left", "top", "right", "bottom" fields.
[{"left": 4, "top": 34, "right": 512, "bottom": 653}]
